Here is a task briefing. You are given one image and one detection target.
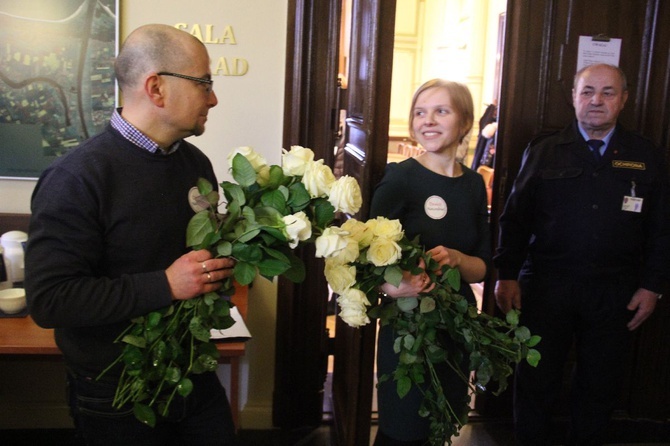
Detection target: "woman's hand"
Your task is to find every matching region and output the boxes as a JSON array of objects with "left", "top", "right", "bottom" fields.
[
  {"left": 427, "top": 245, "right": 487, "bottom": 283},
  {"left": 427, "top": 246, "right": 462, "bottom": 270},
  {"left": 380, "top": 258, "right": 434, "bottom": 298}
]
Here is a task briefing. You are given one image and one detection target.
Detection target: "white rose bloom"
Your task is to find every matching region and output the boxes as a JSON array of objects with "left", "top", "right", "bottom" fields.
[
  {"left": 367, "top": 237, "right": 402, "bottom": 266},
  {"left": 302, "top": 159, "right": 336, "bottom": 198},
  {"left": 337, "top": 288, "right": 371, "bottom": 327},
  {"left": 337, "top": 287, "right": 370, "bottom": 306},
  {"left": 324, "top": 259, "right": 356, "bottom": 294},
  {"left": 315, "top": 226, "right": 350, "bottom": 258},
  {"left": 331, "top": 238, "right": 360, "bottom": 264},
  {"left": 364, "top": 218, "right": 378, "bottom": 235},
  {"left": 227, "top": 146, "right": 268, "bottom": 172},
  {"left": 328, "top": 175, "right": 363, "bottom": 214},
  {"left": 371, "top": 217, "right": 404, "bottom": 241},
  {"left": 338, "top": 305, "right": 371, "bottom": 328},
  {"left": 282, "top": 211, "right": 312, "bottom": 249},
  {"left": 282, "top": 145, "right": 315, "bottom": 176},
  {"left": 341, "top": 218, "right": 373, "bottom": 248}
]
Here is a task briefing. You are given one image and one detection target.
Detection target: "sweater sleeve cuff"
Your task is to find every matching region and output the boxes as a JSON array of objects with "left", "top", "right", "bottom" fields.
[
  {"left": 135, "top": 271, "right": 174, "bottom": 313},
  {"left": 639, "top": 275, "right": 667, "bottom": 297}
]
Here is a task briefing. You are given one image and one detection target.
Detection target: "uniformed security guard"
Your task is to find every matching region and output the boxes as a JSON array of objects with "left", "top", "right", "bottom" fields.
[{"left": 493, "top": 63, "right": 670, "bottom": 445}]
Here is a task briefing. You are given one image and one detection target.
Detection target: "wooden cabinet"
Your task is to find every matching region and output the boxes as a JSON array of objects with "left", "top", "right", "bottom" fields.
[{"left": 0, "top": 287, "right": 249, "bottom": 429}]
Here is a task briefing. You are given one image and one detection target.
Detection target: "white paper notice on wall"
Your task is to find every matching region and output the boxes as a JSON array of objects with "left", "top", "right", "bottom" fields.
[{"left": 577, "top": 35, "right": 622, "bottom": 71}]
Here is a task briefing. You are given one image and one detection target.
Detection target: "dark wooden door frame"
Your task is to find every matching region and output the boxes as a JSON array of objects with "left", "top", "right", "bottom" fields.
[
  {"left": 273, "top": 0, "right": 342, "bottom": 437},
  {"left": 275, "top": 1, "right": 396, "bottom": 445},
  {"left": 331, "top": 1, "right": 397, "bottom": 444}
]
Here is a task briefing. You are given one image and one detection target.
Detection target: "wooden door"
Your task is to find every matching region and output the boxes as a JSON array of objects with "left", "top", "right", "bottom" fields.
[
  {"left": 275, "top": 2, "right": 395, "bottom": 444},
  {"left": 274, "top": 0, "right": 344, "bottom": 438},
  {"left": 479, "top": 0, "right": 670, "bottom": 423},
  {"left": 330, "top": 1, "right": 397, "bottom": 445}
]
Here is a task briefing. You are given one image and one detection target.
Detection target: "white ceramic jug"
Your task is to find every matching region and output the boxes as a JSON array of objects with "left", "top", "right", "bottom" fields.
[
  {"left": 0, "top": 231, "right": 28, "bottom": 285},
  {"left": 0, "top": 246, "right": 9, "bottom": 290}
]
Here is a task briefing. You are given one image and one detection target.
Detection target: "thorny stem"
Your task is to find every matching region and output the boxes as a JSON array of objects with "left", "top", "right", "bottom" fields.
[
  {"left": 427, "top": 360, "right": 461, "bottom": 427},
  {"left": 159, "top": 334, "right": 197, "bottom": 416},
  {"left": 420, "top": 358, "right": 463, "bottom": 446}
]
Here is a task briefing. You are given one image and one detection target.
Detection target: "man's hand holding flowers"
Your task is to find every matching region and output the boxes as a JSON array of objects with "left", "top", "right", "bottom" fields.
[
  {"left": 165, "top": 250, "right": 236, "bottom": 300},
  {"left": 101, "top": 144, "right": 363, "bottom": 428}
]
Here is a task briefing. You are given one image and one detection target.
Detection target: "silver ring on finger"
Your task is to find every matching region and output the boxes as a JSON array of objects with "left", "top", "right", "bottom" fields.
[
  {"left": 206, "top": 272, "right": 212, "bottom": 283},
  {"left": 202, "top": 262, "right": 208, "bottom": 273}
]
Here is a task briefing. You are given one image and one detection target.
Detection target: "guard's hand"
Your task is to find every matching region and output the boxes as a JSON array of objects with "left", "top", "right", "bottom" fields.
[
  {"left": 626, "top": 288, "right": 658, "bottom": 331},
  {"left": 165, "top": 249, "right": 235, "bottom": 300},
  {"left": 494, "top": 279, "right": 522, "bottom": 314}
]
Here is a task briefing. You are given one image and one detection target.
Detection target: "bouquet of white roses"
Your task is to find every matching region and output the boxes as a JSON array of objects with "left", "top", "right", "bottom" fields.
[
  {"left": 315, "top": 216, "right": 541, "bottom": 445},
  {"left": 99, "top": 145, "right": 362, "bottom": 427}
]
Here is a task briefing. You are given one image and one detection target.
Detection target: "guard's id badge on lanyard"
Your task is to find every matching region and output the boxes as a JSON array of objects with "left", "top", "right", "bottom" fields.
[{"left": 622, "top": 181, "right": 643, "bottom": 213}]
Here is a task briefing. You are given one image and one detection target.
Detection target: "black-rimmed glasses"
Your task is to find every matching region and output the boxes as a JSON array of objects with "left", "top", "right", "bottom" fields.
[{"left": 157, "top": 72, "right": 214, "bottom": 93}]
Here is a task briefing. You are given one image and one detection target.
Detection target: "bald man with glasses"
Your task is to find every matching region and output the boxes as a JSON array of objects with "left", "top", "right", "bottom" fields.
[{"left": 26, "top": 24, "right": 238, "bottom": 445}]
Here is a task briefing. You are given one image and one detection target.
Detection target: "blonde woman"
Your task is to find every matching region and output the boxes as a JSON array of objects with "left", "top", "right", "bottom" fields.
[{"left": 371, "top": 79, "right": 491, "bottom": 445}]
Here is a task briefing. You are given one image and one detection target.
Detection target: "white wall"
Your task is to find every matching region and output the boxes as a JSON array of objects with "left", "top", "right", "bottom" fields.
[{"left": 0, "top": 0, "right": 288, "bottom": 430}]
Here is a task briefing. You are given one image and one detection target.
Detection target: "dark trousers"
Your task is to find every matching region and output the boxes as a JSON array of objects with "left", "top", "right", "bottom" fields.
[
  {"left": 514, "top": 272, "right": 636, "bottom": 446},
  {"left": 67, "top": 371, "right": 238, "bottom": 446}
]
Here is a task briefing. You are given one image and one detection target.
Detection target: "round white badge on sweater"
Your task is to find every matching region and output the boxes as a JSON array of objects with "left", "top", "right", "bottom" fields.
[
  {"left": 188, "top": 186, "right": 210, "bottom": 213},
  {"left": 424, "top": 195, "right": 447, "bottom": 219}
]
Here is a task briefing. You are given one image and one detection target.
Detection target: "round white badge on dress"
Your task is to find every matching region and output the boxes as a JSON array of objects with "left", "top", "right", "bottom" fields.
[
  {"left": 424, "top": 195, "right": 447, "bottom": 220},
  {"left": 188, "top": 186, "right": 210, "bottom": 213}
]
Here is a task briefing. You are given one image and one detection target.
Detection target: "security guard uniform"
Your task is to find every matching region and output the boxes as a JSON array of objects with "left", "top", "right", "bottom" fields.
[{"left": 494, "top": 120, "right": 670, "bottom": 445}]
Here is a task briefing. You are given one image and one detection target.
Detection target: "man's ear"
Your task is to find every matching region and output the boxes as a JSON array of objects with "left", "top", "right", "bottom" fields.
[{"left": 145, "top": 74, "right": 166, "bottom": 107}]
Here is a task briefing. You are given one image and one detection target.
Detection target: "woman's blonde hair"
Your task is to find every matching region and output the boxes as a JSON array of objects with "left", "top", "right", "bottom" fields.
[{"left": 409, "top": 79, "right": 474, "bottom": 143}]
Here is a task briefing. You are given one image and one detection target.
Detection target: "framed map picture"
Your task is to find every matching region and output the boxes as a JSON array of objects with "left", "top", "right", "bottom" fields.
[{"left": 0, "top": 0, "right": 118, "bottom": 180}]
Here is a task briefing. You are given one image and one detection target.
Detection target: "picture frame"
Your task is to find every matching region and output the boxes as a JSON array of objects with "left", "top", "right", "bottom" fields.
[{"left": 0, "top": 0, "right": 119, "bottom": 180}]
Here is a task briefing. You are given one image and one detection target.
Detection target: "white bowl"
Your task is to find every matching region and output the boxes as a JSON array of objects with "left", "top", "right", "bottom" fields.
[{"left": 0, "top": 288, "right": 27, "bottom": 314}]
